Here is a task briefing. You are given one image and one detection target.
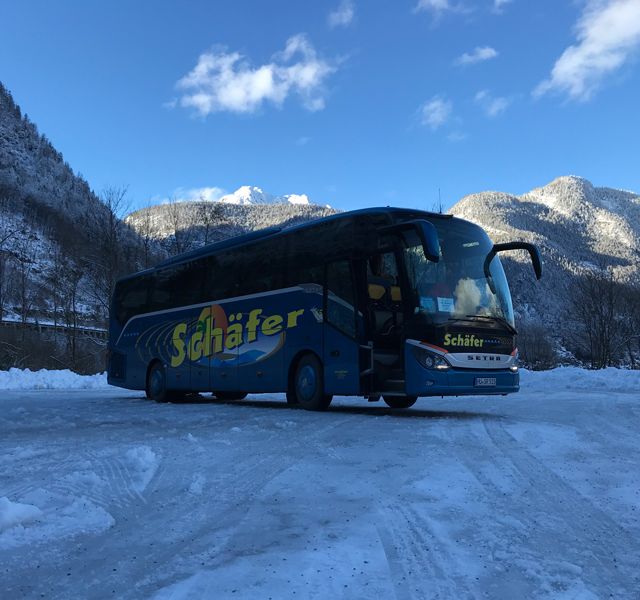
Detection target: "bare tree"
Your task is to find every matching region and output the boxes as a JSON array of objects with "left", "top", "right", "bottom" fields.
[
  {"left": 11, "top": 230, "right": 39, "bottom": 325},
  {"left": 85, "top": 185, "right": 132, "bottom": 315},
  {"left": 60, "top": 261, "right": 83, "bottom": 367},
  {"left": 45, "top": 249, "right": 66, "bottom": 328},
  {"left": 517, "top": 319, "right": 557, "bottom": 370},
  {"left": 196, "top": 198, "right": 223, "bottom": 245},
  {"left": 0, "top": 197, "right": 26, "bottom": 321},
  {"left": 136, "top": 203, "right": 156, "bottom": 269},
  {"left": 568, "top": 265, "right": 629, "bottom": 368},
  {"left": 166, "top": 197, "right": 195, "bottom": 256}
]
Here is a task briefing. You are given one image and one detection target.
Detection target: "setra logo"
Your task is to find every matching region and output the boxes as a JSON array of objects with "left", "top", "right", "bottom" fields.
[{"left": 171, "top": 305, "right": 305, "bottom": 367}]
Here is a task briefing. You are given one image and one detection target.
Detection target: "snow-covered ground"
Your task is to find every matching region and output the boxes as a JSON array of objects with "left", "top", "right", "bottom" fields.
[{"left": 1, "top": 369, "right": 639, "bottom": 599}]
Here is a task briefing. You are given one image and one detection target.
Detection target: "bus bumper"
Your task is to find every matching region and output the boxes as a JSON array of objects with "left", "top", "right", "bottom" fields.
[{"left": 404, "top": 344, "right": 519, "bottom": 397}]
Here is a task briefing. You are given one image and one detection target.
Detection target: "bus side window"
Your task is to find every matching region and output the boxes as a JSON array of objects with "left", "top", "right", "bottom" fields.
[
  {"left": 325, "top": 260, "right": 356, "bottom": 338},
  {"left": 116, "top": 276, "right": 149, "bottom": 325},
  {"left": 238, "top": 238, "right": 285, "bottom": 296},
  {"left": 149, "top": 268, "right": 173, "bottom": 312},
  {"left": 170, "top": 261, "right": 206, "bottom": 308},
  {"left": 202, "top": 252, "right": 240, "bottom": 301}
]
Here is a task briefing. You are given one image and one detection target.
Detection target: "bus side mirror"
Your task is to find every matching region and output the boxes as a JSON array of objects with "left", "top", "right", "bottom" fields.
[
  {"left": 381, "top": 219, "right": 440, "bottom": 263},
  {"left": 487, "top": 242, "right": 543, "bottom": 280}
]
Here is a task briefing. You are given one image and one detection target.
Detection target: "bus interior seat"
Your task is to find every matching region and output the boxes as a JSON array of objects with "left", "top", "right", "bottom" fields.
[{"left": 368, "top": 283, "right": 385, "bottom": 300}]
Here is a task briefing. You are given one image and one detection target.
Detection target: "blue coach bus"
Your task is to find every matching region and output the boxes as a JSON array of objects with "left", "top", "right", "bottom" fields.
[{"left": 107, "top": 208, "right": 542, "bottom": 410}]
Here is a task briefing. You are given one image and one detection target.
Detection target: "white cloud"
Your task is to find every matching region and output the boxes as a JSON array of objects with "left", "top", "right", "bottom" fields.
[
  {"left": 420, "top": 96, "right": 453, "bottom": 130},
  {"left": 493, "top": 0, "right": 512, "bottom": 13},
  {"left": 447, "top": 131, "right": 468, "bottom": 142},
  {"left": 415, "top": 0, "right": 453, "bottom": 14},
  {"left": 176, "top": 34, "right": 335, "bottom": 115},
  {"left": 328, "top": 0, "right": 355, "bottom": 28},
  {"left": 455, "top": 46, "right": 499, "bottom": 65},
  {"left": 535, "top": 0, "right": 640, "bottom": 101},
  {"left": 475, "top": 90, "right": 511, "bottom": 117},
  {"left": 168, "top": 186, "right": 227, "bottom": 203},
  {"left": 414, "top": 0, "right": 471, "bottom": 18}
]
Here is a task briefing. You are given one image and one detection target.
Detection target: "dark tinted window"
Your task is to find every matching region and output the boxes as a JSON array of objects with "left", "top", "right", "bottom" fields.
[
  {"left": 237, "top": 237, "right": 286, "bottom": 296},
  {"left": 204, "top": 251, "right": 242, "bottom": 300},
  {"left": 148, "top": 268, "right": 173, "bottom": 312},
  {"left": 326, "top": 260, "right": 356, "bottom": 337},
  {"left": 171, "top": 260, "right": 206, "bottom": 307},
  {"left": 114, "top": 276, "right": 149, "bottom": 325}
]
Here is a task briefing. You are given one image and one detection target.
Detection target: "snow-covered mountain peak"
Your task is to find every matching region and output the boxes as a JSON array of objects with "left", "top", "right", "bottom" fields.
[
  {"left": 218, "top": 186, "right": 312, "bottom": 206},
  {"left": 219, "top": 186, "right": 273, "bottom": 205}
]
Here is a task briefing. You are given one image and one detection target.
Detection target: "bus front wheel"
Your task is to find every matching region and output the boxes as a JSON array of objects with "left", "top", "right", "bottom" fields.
[
  {"left": 291, "top": 354, "right": 332, "bottom": 411},
  {"left": 383, "top": 395, "right": 417, "bottom": 409}
]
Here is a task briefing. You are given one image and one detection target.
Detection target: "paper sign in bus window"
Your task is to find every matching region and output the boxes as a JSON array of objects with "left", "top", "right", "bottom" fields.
[{"left": 437, "top": 297, "right": 454, "bottom": 312}]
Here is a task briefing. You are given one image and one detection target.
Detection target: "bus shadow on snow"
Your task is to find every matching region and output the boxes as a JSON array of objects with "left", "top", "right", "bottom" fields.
[{"left": 169, "top": 393, "right": 504, "bottom": 421}]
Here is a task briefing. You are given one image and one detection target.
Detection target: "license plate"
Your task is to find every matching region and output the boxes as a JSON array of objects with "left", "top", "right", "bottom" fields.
[{"left": 475, "top": 377, "right": 497, "bottom": 387}]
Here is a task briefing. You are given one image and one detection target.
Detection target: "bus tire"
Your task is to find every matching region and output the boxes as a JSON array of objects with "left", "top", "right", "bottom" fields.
[
  {"left": 291, "top": 354, "right": 332, "bottom": 411},
  {"left": 214, "top": 391, "right": 247, "bottom": 401},
  {"left": 383, "top": 395, "right": 417, "bottom": 409},
  {"left": 146, "top": 362, "right": 173, "bottom": 403}
]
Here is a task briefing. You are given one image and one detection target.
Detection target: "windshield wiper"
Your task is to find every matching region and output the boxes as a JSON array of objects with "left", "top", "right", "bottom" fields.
[
  {"left": 466, "top": 314, "right": 517, "bottom": 334},
  {"left": 446, "top": 314, "right": 517, "bottom": 335}
]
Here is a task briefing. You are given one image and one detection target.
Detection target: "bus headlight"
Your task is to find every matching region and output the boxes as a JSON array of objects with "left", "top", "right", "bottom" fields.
[
  {"left": 509, "top": 349, "right": 519, "bottom": 372},
  {"left": 412, "top": 346, "right": 450, "bottom": 371}
]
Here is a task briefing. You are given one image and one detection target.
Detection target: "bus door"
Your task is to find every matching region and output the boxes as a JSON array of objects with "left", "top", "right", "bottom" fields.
[
  {"left": 365, "top": 251, "right": 405, "bottom": 390},
  {"left": 323, "top": 259, "right": 361, "bottom": 395}
]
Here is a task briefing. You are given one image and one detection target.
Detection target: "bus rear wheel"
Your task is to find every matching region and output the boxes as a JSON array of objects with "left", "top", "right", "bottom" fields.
[
  {"left": 146, "top": 362, "right": 173, "bottom": 403},
  {"left": 291, "top": 354, "right": 332, "bottom": 411},
  {"left": 213, "top": 391, "right": 247, "bottom": 401},
  {"left": 383, "top": 395, "right": 417, "bottom": 409}
]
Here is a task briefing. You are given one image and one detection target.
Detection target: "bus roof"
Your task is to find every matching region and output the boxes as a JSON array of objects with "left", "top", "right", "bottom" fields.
[{"left": 122, "top": 206, "right": 454, "bottom": 282}]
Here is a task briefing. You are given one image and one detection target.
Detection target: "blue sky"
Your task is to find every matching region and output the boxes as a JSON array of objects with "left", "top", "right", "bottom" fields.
[{"left": 2, "top": 0, "right": 640, "bottom": 212}]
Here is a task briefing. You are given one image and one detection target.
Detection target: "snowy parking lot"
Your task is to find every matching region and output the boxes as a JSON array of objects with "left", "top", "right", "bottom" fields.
[{"left": 1, "top": 369, "right": 639, "bottom": 599}]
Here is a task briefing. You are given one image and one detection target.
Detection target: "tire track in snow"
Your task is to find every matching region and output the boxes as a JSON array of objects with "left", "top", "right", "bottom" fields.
[
  {"left": 96, "top": 414, "right": 358, "bottom": 599},
  {"left": 483, "top": 418, "right": 640, "bottom": 598},
  {"left": 376, "top": 503, "right": 476, "bottom": 600}
]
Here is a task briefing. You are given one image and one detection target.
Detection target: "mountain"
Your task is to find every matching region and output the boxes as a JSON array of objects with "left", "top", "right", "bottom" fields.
[
  {"left": 0, "top": 82, "right": 152, "bottom": 371},
  {"left": 218, "top": 185, "right": 314, "bottom": 206},
  {"left": 0, "top": 83, "right": 111, "bottom": 229},
  {"left": 450, "top": 176, "right": 640, "bottom": 358},
  {"left": 125, "top": 199, "right": 337, "bottom": 255}
]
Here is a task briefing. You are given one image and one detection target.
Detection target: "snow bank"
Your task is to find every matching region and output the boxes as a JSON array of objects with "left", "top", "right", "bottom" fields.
[
  {"left": 0, "top": 489, "right": 114, "bottom": 550},
  {"left": 520, "top": 367, "right": 640, "bottom": 393},
  {"left": 0, "top": 497, "right": 42, "bottom": 533},
  {"left": 0, "top": 368, "right": 108, "bottom": 390},
  {"left": 126, "top": 446, "right": 160, "bottom": 493}
]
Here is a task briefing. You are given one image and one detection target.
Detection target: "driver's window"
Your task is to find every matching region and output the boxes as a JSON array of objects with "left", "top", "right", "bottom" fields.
[{"left": 367, "top": 252, "right": 400, "bottom": 303}]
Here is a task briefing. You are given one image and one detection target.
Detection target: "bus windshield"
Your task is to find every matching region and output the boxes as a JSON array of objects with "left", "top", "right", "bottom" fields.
[{"left": 403, "top": 220, "right": 515, "bottom": 328}]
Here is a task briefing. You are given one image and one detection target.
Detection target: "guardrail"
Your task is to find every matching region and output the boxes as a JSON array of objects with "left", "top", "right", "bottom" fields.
[{"left": 0, "top": 319, "right": 108, "bottom": 341}]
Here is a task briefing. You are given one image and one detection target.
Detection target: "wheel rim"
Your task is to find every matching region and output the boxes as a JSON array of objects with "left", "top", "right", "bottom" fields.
[
  {"left": 296, "top": 364, "right": 317, "bottom": 402},
  {"left": 150, "top": 367, "right": 164, "bottom": 398}
]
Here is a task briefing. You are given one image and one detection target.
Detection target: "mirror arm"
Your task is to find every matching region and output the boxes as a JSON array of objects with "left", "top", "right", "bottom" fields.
[
  {"left": 380, "top": 219, "right": 440, "bottom": 263},
  {"left": 486, "top": 242, "right": 543, "bottom": 280}
]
